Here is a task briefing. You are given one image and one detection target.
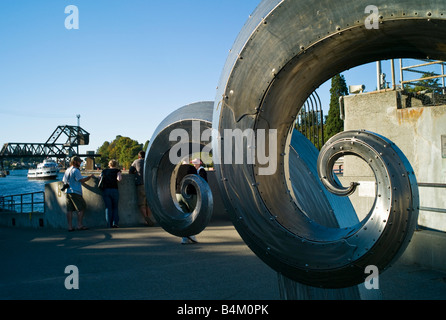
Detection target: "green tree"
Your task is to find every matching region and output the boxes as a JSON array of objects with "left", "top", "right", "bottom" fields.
[
  {"left": 143, "top": 140, "right": 150, "bottom": 152},
  {"left": 325, "top": 74, "right": 348, "bottom": 141},
  {"left": 97, "top": 136, "right": 142, "bottom": 169},
  {"left": 97, "top": 141, "right": 110, "bottom": 169},
  {"left": 116, "top": 136, "right": 142, "bottom": 169}
]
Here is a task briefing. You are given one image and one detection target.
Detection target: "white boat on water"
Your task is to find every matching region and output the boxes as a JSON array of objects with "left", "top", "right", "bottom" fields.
[{"left": 27, "top": 159, "right": 60, "bottom": 180}]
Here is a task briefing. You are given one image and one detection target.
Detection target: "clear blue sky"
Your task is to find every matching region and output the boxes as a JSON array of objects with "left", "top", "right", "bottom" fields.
[{"left": 0, "top": 1, "right": 439, "bottom": 154}]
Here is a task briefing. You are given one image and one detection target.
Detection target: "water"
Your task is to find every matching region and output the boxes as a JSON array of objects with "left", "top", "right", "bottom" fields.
[
  {"left": 0, "top": 169, "right": 64, "bottom": 213},
  {"left": 0, "top": 169, "right": 63, "bottom": 196}
]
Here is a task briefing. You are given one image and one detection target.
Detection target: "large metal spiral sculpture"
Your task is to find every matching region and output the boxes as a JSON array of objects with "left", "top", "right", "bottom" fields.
[{"left": 146, "top": 0, "right": 446, "bottom": 288}]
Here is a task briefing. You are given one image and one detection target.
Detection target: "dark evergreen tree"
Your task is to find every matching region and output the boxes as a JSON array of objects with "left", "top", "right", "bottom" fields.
[{"left": 325, "top": 74, "right": 348, "bottom": 140}]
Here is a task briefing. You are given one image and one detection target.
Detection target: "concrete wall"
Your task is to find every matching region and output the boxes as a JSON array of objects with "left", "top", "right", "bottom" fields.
[
  {"left": 343, "top": 90, "right": 446, "bottom": 232},
  {"left": 0, "top": 171, "right": 228, "bottom": 230},
  {"left": 0, "top": 210, "right": 45, "bottom": 229},
  {"left": 44, "top": 174, "right": 144, "bottom": 229}
]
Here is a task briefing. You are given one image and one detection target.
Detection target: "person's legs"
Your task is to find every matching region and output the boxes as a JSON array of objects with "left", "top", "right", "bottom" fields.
[
  {"left": 67, "top": 211, "right": 74, "bottom": 231},
  {"left": 137, "top": 185, "right": 148, "bottom": 222},
  {"left": 77, "top": 210, "right": 86, "bottom": 229},
  {"left": 140, "top": 206, "right": 154, "bottom": 226},
  {"left": 111, "top": 189, "right": 119, "bottom": 227},
  {"left": 66, "top": 194, "right": 75, "bottom": 231},
  {"left": 103, "top": 189, "right": 113, "bottom": 227},
  {"left": 137, "top": 185, "right": 154, "bottom": 226},
  {"left": 145, "top": 204, "right": 153, "bottom": 221},
  {"left": 70, "top": 193, "right": 88, "bottom": 230}
]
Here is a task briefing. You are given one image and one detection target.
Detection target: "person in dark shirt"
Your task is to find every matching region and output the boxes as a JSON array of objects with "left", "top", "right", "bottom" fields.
[
  {"left": 100, "top": 159, "right": 122, "bottom": 228},
  {"left": 191, "top": 158, "right": 207, "bottom": 182}
]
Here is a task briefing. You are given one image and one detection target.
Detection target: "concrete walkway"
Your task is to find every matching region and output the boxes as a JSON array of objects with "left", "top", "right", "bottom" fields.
[{"left": 1, "top": 222, "right": 446, "bottom": 300}]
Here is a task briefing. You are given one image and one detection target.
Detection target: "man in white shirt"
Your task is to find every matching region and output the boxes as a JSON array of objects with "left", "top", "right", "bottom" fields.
[{"left": 62, "top": 156, "right": 94, "bottom": 231}]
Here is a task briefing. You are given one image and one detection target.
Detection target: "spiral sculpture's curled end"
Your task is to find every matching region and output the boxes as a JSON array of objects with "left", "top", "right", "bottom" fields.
[
  {"left": 176, "top": 173, "right": 214, "bottom": 234},
  {"left": 317, "top": 130, "right": 420, "bottom": 276}
]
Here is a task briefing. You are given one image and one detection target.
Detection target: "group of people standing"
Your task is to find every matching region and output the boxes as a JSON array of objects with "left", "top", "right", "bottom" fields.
[
  {"left": 62, "top": 152, "right": 208, "bottom": 245},
  {"left": 63, "top": 151, "right": 153, "bottom": 231}
]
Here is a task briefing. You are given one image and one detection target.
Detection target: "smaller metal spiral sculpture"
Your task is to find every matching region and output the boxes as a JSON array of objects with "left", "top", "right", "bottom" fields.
[{"left": 145, "top": 102, "right": 214, "bottom": 238}]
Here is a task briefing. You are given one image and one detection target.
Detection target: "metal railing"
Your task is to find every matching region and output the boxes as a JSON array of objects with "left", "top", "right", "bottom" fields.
[
  {"left": 400, "top": 60, "right": 446, "bottom": 93},
  {"left": 295, "top": 91, "right": 325, "bottom": 150},
  {"left": 0, "top": 191, "right": 45, "bottom": 214},
  {"left": 418, "top": 183, "right": 446, "bottom": 214}
]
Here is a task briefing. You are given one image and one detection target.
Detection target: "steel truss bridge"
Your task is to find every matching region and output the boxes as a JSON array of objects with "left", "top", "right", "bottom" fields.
[{"left": 0, "top": 125, "right": 99, "bottom": 166}]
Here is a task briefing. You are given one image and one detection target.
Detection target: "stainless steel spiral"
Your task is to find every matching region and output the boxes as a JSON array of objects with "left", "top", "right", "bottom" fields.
[
  {"left": 146, "top": 0, "right": 446, "bottom": 288},
  {"left": 145, "top": 102, "right": 214, "bottom": 238},
  {"left": 211, "top": 0, "right": 444, "bottom": 288}
]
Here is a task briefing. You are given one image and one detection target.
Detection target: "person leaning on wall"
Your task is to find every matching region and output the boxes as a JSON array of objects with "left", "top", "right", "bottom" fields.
[
  {"left": 100, "top": 159, "right": 122, "bottom": 228},
  {"left": 62, "top": 156, "right": 94, "bottom": 232},
  {"left": 129, "top": 151, "right": 155, "bottom": 226}
]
